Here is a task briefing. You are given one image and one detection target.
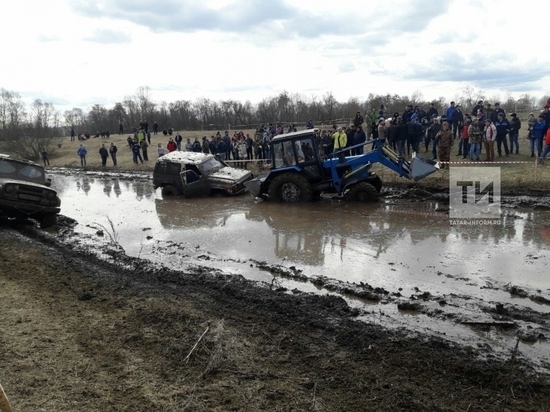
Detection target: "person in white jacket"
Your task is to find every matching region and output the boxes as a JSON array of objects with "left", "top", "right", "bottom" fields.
[{"left": 483, "top": 119, "right": 497, "bottom": 162}]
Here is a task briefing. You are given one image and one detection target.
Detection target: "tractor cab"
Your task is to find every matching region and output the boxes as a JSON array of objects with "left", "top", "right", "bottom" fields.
[{"left": 270, "top": 129, "right": 323, "bottom": 179}]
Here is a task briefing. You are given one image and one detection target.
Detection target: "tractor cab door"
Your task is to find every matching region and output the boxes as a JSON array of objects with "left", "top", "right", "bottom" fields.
[
  {"left": 294, "top": 137, "right": 322, "bottom": 178},
  {"left": 272, "top": 137, "right": 322, "bottom": 179},
  {"left": 180, "top": 165, "right": 207, "bottom": 197}
]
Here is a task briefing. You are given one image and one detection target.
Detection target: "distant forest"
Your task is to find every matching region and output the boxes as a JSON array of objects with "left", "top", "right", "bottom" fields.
[{"left": 0, "top": 85, "right": 547, "bottom": 159}]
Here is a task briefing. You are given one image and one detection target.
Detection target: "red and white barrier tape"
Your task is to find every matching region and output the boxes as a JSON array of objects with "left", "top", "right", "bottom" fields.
[{"left": 439, "top": 160, "right": 536, "bottom": 165}]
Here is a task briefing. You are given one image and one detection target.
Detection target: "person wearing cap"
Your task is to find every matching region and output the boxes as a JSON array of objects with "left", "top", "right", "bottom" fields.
[
  {"left": 426, "top": 103, "right": 438, "bottom": 120},
  {"left": 494, "top": 112, "right": 510, "bottom": 157},
  {"left": 353, "top": 111, "right": 364, "bottom": 128},
  {"left": 508, "top": 113, "right": 521, "bottom": 155},
  {"left": 435, "top": 121, "right": 453, "bottom": 167},
  {"left": 483, "top": 119, "right": 497, "bottom": 162},
  {"left": 491, "top": 103, "right": 505, "bottom": 123}
]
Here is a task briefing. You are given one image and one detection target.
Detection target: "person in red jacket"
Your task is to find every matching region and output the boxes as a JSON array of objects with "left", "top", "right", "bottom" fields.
[
  {"left": 539, "top": 128, "right": 550, "bottom": 164},
  {"left": 166, "top": 137, "right": 177, "bottom": 152},
  {"left": 457, "top": 117, "right": 471, "bottom": 158}
]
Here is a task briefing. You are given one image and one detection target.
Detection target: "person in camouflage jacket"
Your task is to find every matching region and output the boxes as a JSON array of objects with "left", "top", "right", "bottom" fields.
[
  {"left": 468, "top": 117, "right": 484, "bottom": 161},
  {"left": 435, "top": 121, "right": 453, "bottom": 168}
]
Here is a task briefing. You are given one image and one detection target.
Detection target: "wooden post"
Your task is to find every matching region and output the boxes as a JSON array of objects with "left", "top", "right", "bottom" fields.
[{"left": 0, "top": 384, "right": 13, "bottom": 412}]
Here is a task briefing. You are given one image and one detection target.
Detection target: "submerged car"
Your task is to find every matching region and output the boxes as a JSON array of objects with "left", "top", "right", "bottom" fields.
[
  {"left": 0, "top": 154, "right": 61, "bottom": 227},
  {"left": 153, "top": 151, "right": 253, "bottom": 197}
]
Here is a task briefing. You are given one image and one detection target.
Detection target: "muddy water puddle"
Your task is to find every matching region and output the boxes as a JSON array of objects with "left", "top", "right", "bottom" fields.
[{"left": 51, "top": 172, "right": 550, "bottom": 366}]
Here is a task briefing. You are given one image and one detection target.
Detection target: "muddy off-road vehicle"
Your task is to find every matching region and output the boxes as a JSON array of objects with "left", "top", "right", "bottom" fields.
[
  {"left": 153, "top": 151, "right": 253, "bottom": 197},
  {"left": 245, "top": 128, "right": 439, "bottom": 202},
  {"left": 0, "top": 154, "right": 61, "bottom": 227}
]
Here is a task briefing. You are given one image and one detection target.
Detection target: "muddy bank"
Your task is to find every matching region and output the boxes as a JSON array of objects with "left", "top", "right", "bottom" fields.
[{"left": 1, "top": 217, "right": 550, "bottom": 411}]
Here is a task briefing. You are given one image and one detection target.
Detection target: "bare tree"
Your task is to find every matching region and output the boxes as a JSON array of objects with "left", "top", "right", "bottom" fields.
[
  {"left": 122, "top": 98, "right": 139, "bottom": 128},
  {"left": 88, "top": 104, "right": 109, "bottom": 133},
  {"left": 2, "top": 99, "right": 62, "bottom": 160},
  {"left": 64, "top": 108, "right": 86, "bottom": 132},
  {"left": 322, "top": 91, "right": 337, "bottom": 121},
  {"left": 136, "top": 86, "right": 156, "bottom": 122},
  {"left": 0, "top": 89, "right": 23, "bottom": 141}
]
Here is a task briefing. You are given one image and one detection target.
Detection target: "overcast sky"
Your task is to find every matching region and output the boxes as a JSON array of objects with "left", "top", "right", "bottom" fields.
[{"left": 3, "top": 0, "right": 549, "bottom": 113}]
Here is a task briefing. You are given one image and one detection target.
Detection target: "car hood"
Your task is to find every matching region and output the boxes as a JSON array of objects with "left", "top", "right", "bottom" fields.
[
  {"left": 0, "top": 177, "right": 57, "bottom": 193},
  {"left": 209, "top": 167, "right": 252, "bottom": 182}
]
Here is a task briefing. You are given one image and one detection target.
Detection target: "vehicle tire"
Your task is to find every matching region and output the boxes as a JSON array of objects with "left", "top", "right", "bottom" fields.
[
  {"left": 161, "top": 185, "right": 179, "bottom": 197},
  {"left": 268, "top": 173, "right": 313, "bottom": 202},
  {"left": 346, "top": 182, "right": 379, "bottom": 202},
  {"left": 39, "top": 213, "right": 57, "bottom": 228},
  {"left": 368, "top": 174, "right": 383, "bottom": 193}
]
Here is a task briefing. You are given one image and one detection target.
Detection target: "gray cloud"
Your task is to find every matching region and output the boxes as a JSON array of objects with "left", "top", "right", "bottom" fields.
[
  {"left": 403, "top": 52, "right": 547, "bottom": 91},
  {"left": 37, "top": 35, "right": 60, "bottom": 42},
  {"left": 70, "top": 0, "right": 296, "bottom": 34},
  {"left": 69, "top": 0, "right": 453, "bottom": 41},
  {"left": 84, "top": 29, "right": 132, "bottom": 44},
  {"left": 338, "top": 62, "right": 356, "bottom": 74}
]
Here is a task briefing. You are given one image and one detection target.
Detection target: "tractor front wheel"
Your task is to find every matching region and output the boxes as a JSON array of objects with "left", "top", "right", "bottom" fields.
[
  {"left": 368, "top": 174, "right": 383, "bottom": 193},
  {"left": 268, "top": 173, "right": 313, "bottom": 202},
  {"left": 346, "top": 182, "right": 379, "bottom": 202}
]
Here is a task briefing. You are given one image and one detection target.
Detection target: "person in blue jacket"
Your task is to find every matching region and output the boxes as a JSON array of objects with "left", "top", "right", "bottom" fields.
[
  {"left": 445, "top": 101, "right": 456, "bottom": 121},
  {"left": 77, "top": 144, "right": 87, "bottom": 166},
  {"left": 493, "top": 112, "right": 510, "bottom": 157}
]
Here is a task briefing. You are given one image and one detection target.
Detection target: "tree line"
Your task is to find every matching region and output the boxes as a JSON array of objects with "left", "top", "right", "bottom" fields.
[{"left": 0, "top": 85, "right": 547, "bottom": 160}]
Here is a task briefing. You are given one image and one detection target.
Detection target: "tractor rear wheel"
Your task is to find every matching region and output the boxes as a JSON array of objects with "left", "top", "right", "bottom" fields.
[
  {"left": 346, "top": 182, "right": 379, "bottom": 202},
  {"left": 268, "top": 173, "right": 313, "bottom": 202}
]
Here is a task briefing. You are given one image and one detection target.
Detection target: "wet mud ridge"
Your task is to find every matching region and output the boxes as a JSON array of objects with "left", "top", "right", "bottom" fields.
[{"left": 1, "top": 217, "right": 550, "bottom": 411}]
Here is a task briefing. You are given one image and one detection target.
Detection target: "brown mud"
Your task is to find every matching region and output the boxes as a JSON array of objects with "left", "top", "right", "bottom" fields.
[{"left": 1, "top": 213, "right": 550, "bottom": 411}]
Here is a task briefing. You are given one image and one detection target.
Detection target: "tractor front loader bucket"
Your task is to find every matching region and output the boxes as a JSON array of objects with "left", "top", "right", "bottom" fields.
[{"left": 410, "top": 153, "right": 440, "bottom": 181}]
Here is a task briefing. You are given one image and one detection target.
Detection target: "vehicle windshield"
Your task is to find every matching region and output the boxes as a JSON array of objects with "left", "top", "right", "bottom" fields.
[
  {"left": 0, "top": 159, "right": 45, "bottom": 184},
  {"left": 200, "top": 157, "right": 223, "bottom": 173}
]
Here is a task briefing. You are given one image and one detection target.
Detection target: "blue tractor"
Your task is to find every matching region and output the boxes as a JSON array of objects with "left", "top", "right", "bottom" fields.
[{"left": 245, "top": 128, "right": 439, "bottom": 202}]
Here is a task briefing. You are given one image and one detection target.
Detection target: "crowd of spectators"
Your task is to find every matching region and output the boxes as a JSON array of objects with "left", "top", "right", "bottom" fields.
[{"left": 71, "top": 98, "right": 550, "bottom": 168}]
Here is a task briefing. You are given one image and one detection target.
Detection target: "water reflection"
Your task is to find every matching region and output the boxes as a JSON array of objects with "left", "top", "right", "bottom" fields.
[{"left": 51, "top": 173, "right": 550, "bottom": 292}]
